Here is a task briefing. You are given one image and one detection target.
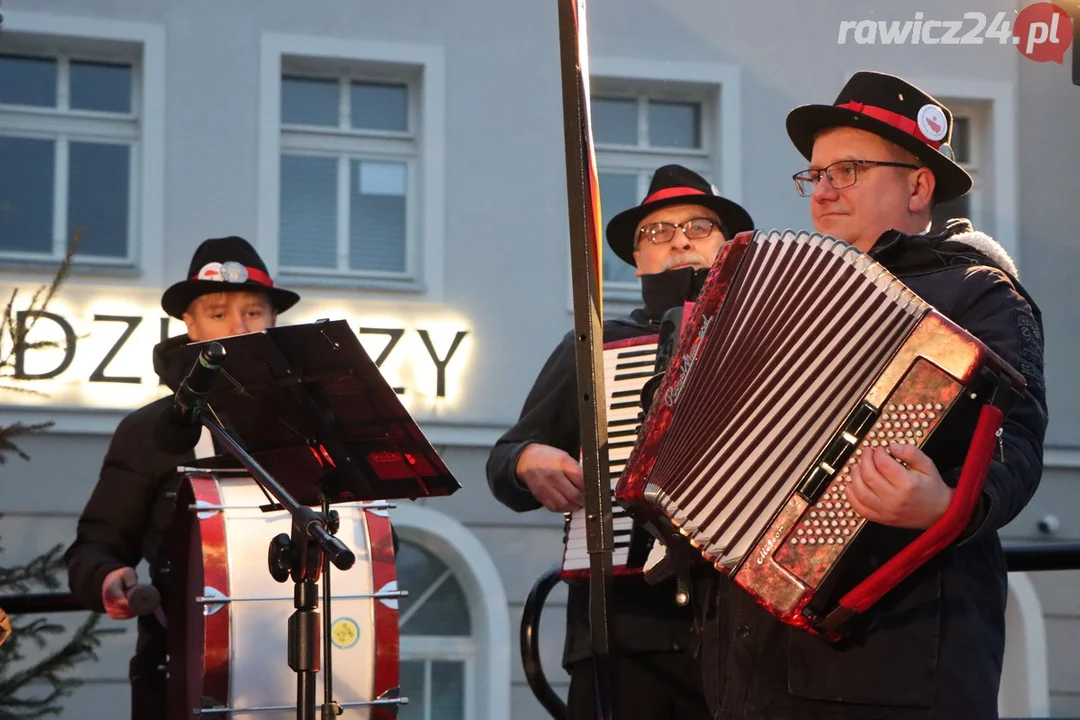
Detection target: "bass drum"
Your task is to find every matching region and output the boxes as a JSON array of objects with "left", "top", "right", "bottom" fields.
[{"left": 167, "top": 470, "right": 402, "bottom": 719}]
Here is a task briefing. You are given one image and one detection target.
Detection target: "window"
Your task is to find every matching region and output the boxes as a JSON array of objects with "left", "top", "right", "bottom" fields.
[
  {"left": 931, "top": 104, "right": 980, "bottom": 227},
  {"left": 385, "top": 503, "right": 511, "bottom": 720},
  {"left": 579, "top": 60, "right": 743, "bottom": 307},
  {"left": 277, "top": 64, "right": 418, "bottom": 282},
  {"left": 593, "top": 89, "right": 712, "bottom": 295},
  {"left": 0, "top": 49, "right": 139, "bottom": 264},
  {"left": 396, "top": 537, "right": 473, "bottom": 720}
]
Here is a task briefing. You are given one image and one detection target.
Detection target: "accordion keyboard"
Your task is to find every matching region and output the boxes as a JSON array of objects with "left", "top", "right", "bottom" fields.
[{"left": 561, "top": 335, "right": 658, "bottom": 579}]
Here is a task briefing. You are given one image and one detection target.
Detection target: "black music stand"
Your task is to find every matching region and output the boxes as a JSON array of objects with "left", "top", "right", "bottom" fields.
[{"left": 164, "top": 319, "right": 461, "bottom": 720}]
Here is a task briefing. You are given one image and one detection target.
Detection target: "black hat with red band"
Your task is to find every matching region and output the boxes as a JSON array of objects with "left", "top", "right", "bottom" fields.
[
  {"left": 786, "top": 71, "right": 972, "bottom": 203},
  {"left": 161, "top": 236, "right": 300, "bottom": 319},
  {"left": 606, "top": 164, "right": 755, "bottom": 268}
]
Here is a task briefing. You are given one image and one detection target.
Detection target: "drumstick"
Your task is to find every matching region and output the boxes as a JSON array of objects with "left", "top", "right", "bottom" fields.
[{"left": 126, "top": 584, "right": 161, "bottom": 616}]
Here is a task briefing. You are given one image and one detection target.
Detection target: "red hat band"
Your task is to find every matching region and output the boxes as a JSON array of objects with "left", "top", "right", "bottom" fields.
[
  {"left": 193, "top": 261, "right": 275, "bottom": 287},
  {"left": 643, "top": 186, "right": 708, "bottom": 204},
  {"left": 836, "top": 101, "right": 944, "bottom": 150}
]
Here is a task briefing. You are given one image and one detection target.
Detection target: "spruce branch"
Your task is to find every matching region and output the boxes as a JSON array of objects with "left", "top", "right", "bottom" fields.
[
  {"left": 0, "top": 232, "right": 80, "bottom": 390},
  {"left": 0, "top": 424, "right": 54, "bottom": 465},
  {"left": 0, "top": 613, "right": 120, "bottom": 719}
]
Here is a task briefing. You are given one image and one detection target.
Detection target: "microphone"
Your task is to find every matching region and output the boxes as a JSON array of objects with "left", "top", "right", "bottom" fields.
[
  {"left": 126, "top": 584, "right": 161, "bottom": 616},
  {"left": 153, "top": 342, "right": 226, "bottom": 455}
]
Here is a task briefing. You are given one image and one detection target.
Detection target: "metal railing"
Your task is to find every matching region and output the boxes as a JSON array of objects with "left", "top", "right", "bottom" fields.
[
  {"left": 4, "top": 541, "right": 1079, "bottom": 720},
  {"left": 518, "top": 541, "right": 1080, "bottom": 720}
]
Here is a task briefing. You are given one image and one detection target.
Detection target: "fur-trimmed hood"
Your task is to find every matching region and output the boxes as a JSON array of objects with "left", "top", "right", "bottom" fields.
[
  {"left": 869, "top": 218, "right": 1042, "bottom": 335},
  {"left": 869, "top": 218, "right": 1021, "bottom": 283},
  {"left": 941, "top": 228, "right": 1019, "bottom": 279}
]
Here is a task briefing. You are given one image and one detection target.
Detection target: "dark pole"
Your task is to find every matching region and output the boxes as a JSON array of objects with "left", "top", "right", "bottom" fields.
[{"left": 556, "top": 1, "right": 616, "bottom": 717}]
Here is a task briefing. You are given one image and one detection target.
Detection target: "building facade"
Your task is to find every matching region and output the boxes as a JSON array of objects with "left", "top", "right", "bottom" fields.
[{"left": 0, "top": 0, "right": 1077, "bottom": 717}]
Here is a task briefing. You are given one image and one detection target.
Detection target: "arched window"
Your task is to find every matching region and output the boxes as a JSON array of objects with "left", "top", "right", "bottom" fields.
[
  {"left": 397, "top": 538, "right": 473, "bottom": 719},
  {"left": 390, "top": 504, "right": 511, "bottom": 720}
]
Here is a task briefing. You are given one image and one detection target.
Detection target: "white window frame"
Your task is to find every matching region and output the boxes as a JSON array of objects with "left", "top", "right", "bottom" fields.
[
  {"left": 0, "top": 11, "right": 165, "bottom": 282},
  {"left": 846, "top": 73, "right": 1019, "bottom": 271},
  {"left": 578, "top": 58, "right": 743, "bottom": 307},
  {"left": 388, "top": 503, "right": 511, "bottom": 720},
  {"left": 258, "top": 34, "right": 446, "bottom": 299}
]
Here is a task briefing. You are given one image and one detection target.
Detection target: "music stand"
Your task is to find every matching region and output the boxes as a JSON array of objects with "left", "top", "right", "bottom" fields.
[{"left": 164, "top": 319, "right": 461, "bottom": 720}]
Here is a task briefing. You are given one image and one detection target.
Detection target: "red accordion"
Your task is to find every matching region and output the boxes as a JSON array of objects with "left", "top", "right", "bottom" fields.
[{"left": 614, "top": 229, "right": 1026, "bottom": 637}]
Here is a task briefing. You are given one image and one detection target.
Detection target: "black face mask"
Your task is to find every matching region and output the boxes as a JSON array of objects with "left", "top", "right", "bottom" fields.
[{"left": 639, "top": 266, "right": 711, "bottom": 322}]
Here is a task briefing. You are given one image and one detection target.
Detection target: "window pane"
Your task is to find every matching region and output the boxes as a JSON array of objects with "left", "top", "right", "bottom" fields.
[
  {"left": 396, "top": 540, "right": 445, "bottom": 613},
  {"left": 932, "top": 193, "right": 971, "bottom": 226},
  {"left": 951, "top": 117, "right": 971, "bottom": 164},
  {"left": 599, "top": 171, "right": 640, "bottom": 284},
  {"left": 68, "top": 142, "right": 130, "bottom": 258},
  {"left": 351, "top": 82, "right": 408, "bottom": 131},
  {"left": 396, "top": 540, "right": 471, "bottom": 636},
  {"left": 0, "top": 55, "right": 57, "bottom": 107},
  {"left": 70, "top": 61, "right": 132, "bottom": 113},
  {"left": 430, "top": 661, "right": 465, "bottom": 720},
  {"left": 398, "top": 660, "right": 426, "bottom": 720},
  {"left": 280, "top": 155, "right": 338, "bottom": 268},
  {"left": 349, "top": 160, "right": 406, "bottom": 273},
  {"left": 648, "top": 100, "right": 701, "bottom": 149},
  {"left": 0, "top": 136, "right": 54, "bottom": 254},
  {"left": 281, "top": 76, "right": 339, "bottom": 126},
  {"left": 592, "top": 97, "right": 637, "bottom": 145},
  {"left": 400, "top": 572, "right": 469, "bottom": 635}
]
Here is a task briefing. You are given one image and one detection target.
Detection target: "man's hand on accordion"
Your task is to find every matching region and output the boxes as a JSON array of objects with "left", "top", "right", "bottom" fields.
[
  {"left": 515, "top": 443, "right": 586, "bottom": 513},
  {"left": 847, "top": 442, "right": 953, "bottom": 530}
]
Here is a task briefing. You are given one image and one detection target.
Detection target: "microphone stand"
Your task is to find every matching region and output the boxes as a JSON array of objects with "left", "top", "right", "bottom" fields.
[{"left": 184, "top": 346, "right": 355, "bottom": 720}]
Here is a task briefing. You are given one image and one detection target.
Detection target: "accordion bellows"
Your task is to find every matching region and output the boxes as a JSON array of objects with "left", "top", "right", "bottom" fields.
[{"left": 615, "top": 229, "right": 1025, "bottom": 634}]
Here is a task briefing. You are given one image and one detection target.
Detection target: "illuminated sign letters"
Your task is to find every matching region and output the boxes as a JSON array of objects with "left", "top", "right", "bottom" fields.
[{"left": 6, "top": 297, "right": 471, "bottom": 411}]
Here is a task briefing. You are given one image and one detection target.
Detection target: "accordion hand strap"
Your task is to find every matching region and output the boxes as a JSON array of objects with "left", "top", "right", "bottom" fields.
[{"left": 836, "top": 403, "right": 1004, "bottom": 617}]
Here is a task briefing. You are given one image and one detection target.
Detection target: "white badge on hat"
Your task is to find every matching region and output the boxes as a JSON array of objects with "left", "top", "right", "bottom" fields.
[
  {"left": 220, "top": 261, "right": 249, "bottom": 284},
  {"left": 197, "top": 262, "right": 223, "bottom": 280},
  {"left": 916, "top": 103, "right": 948, "bottom": 142},
  {"left": 196, "top": 260, "right": 249, "bottom": 283}
]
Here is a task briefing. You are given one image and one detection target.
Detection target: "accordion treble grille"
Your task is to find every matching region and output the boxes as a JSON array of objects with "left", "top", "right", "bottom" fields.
[{"left": 645, "top": 231, "right": 929, "bottom": 567}]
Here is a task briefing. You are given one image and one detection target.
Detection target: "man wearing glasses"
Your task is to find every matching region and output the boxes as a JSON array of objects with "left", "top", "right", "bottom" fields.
[
  {"left": 487, "top": 164, "right": 753, "bottom": 719},
  {"left": 692, "top": 71, "right": 1047, "bottom": 719}
]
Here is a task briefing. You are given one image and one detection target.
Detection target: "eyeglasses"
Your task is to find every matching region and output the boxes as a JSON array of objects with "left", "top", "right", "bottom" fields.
[
  {"left": 792, "top": 159, "right": 922, "bottom": 197},
  {"left": 637, "top": 217, "right": 723, "bottom": 246}
]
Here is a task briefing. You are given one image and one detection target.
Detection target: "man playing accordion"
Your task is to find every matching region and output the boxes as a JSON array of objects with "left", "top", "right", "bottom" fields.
[
  {"left": 690, "top": 71, "right": 1047, "bottom": 720},
  {"left": 487, "top": 164, "right": 755, "bottom": 719}
]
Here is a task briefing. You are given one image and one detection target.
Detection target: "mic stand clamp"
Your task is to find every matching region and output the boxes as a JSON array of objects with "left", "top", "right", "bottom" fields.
[{"left": 191, "top": 393, "right": 355, "bottom": 720}]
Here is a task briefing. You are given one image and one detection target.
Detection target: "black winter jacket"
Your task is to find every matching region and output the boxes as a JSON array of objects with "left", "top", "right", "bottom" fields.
[{"left": 65, "top": 335, "right": 200, "bottom": 672}]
